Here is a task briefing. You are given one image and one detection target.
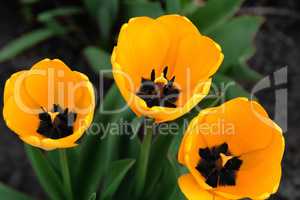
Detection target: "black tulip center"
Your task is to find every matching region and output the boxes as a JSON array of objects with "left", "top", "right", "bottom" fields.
[
  {"left": 136, "top": 66, "right": 180, "bottom": 108},
  {"left": 37, "top": 104, "right": 77, "bottom": 139},
  {"left": 196, "top": 143, "right": 243, "bottom": 188}
]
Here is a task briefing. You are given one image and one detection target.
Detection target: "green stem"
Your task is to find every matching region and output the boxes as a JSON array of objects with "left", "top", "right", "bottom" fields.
[
  {"left": 134, "top": 118, "right": 154, "bottom": 198},
  {"left": 59, "top": 149, "right": 73, "bottom": 200}
]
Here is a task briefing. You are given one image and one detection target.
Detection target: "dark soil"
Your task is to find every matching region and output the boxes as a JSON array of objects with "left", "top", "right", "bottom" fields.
[
  {"left": 0, "top": 0, "right": 299, "bottom": 200},
  {"left": 244, "top": 1, "right": 300, "bottom": 199}
]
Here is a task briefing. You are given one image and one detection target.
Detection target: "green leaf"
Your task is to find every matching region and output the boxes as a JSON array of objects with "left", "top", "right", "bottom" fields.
[
  {"left": 117, "top": 117, "right": 142, "bottom": 160},
  {"left": 83, "top": 0, "right": 119, "bottom": 41},
  {"left": 0, "top": 28, "right": 57, "bottom": 63},
  {"left": 47, "top": 150, "right": 60, "bottom": 173},
  {"left": 189, "top": 0, "right": 244, "bottom": 33},
  {"left": 101, "top": 159, "right": 136, "bottom": 199},
  {"left": 130, "top": 117, "right": 144, "bottom": 137},
  {"left": 166, "top": 0, "right": 181, "bottom": 13},
  {"left": 25, "top": 145, "right": 65, "bottom": 200},
  {"left": 0, "top": 183, "right": 33, "bottom": 200},
  {"left": 151, "top": 158, "right": 178, "bottom": 200},
  {"left": 88, "top": 193, "right": 97, "bottom": 200},
  {"left": 122, "top": 1, "right": 164, "bottom": 19},
  {"left": 97, "top": 0, "right": 119, "bottom": 41},
  {"left": 229, "top": 62, "right": 263, "bottom": 83},
  {"left": 181, "top": 1, "right": 198, "bottom": 16},
  {"left": 76, "top": 84, "right": 134, "bottom": 200},
  {"left": 210, "top": 16, "right": 263, "bottom": 72},
  {"left": 37, "top": 7, "right": 82, "bottom": 35},
  {"left": 144, "top": 133, "right": 174, "bottom": 198},
  {"left": 47, "top": 147, "right": 80, "bottom": 183},
  {"left": 83, "top": 46, "right": 112, "bottom": 78},
  {"left": 133, "top": 119, "right": 154, "bottom": 198},
  {"left": 83, "top": 0, "right": 100, "bottom": 17},
  {"left": 213, "top": 74, "right": 250, "bottom": 100},
  {"left": 37, "top": 7, "right": 83, "bottom": 23},
  {"left": 232, "top": 47, "right": 262, "bottom": 82}
]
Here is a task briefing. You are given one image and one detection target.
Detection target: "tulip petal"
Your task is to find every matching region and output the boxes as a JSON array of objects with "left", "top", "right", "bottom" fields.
[
  {"left": 178, "top": 116, "right": 201, "bottom": 164},
  {"left": 72, "top": 71, "right": 95, "bottom": 116},
  {"left": 174, "top": 35, "right": 223, "bottom": 106},
  {"left": 4, "top": 70, "right": 26, "bottom": 104},
  {"left": 115, "top": 17, "right": 171, "bottom": 90},
  {"left": 189, "top": 98, "right": 275, "bottom": 155},
  {"left": 157, "top": 15, "right": 200, "bottom": 72},
  {"left": 178, "top": 174, "right": 227, "bottom": 200},
  {"left": 4, "top": 70, "right": 39, "bottom": 109},
  {"left": 24, "top": 59, "right": 81, "bottom": 110},
  {"left": 3, "top": 96, "right": 40, "bottom": 138}
]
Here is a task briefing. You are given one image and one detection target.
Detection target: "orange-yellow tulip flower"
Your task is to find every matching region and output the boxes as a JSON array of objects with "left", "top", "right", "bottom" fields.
[
  {"left": 3, "top": 59, "right": 95, "bottom": 150},
  {"left": 178, "top": 98, "right": 285, "bottom": 200},
  {"left": 112, "top": 15, "right": 223, "bottom": 123}
]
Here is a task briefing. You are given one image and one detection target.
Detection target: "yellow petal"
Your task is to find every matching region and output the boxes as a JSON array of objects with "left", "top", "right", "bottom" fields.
[
  {"left": 72, "top": 71, "right": 95, "bottom": 116},
  {"left": 4, "top": 70, "right": 39, "bottom": 110},
  {"left": 4, "top": 71, "right": 26, "bottom": 104},
  {"left": 174, "top": 35, "right": 223, "bottom": 106},
  {"left": 41, "top": 138, "right": 78, "bottom": 150},
  {"left": 189, "top": 98, "right": 275, "bottom": 155},
  {"left": 24, "top": 59, "right": 80, "bottom": 109},
  {"left": 3, "top": 96, "right": 40, "bottom": 138},
  {"left": 178, "top": 174, "right": 227, "bottom": 200},
  {"left": 115, "top": 17, "right": 171, "bottom": 90},
  {"left": 157, "top": 15, "right": 200, "bottom": 72},
  {"left": 178, "top": 116, "right": 200, "bottom": 164}
]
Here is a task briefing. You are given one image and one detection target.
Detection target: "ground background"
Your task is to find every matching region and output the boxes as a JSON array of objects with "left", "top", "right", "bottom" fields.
[{"left": 0, "top": 0, "right": 299, "bottom": 199}]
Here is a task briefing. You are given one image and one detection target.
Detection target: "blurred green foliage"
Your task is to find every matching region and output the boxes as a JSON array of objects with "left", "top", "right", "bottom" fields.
[{"left": 0, "top": 0, "right": 263, "bottom": 199}]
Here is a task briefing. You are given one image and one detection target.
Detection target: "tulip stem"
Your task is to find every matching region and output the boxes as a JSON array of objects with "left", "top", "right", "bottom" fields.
[
  {"left": 59, "top": 149, "right": 73, "bottom": 200},
  {"left": 134, "top": 118, "right": 154, "bottom": 198}
]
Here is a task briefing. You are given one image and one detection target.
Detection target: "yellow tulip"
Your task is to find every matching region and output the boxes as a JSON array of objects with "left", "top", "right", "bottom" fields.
[
  {"left": 112, "top": 15, "right": 223, "bottom": 123},
  {"left": 178, "top": 98, "right": 285, "bottom": 200},
  {"left": 3, "top": 59, "right": 95, "bottom": 150}
]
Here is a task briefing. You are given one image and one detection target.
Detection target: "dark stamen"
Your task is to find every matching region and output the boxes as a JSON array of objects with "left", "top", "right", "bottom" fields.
[
  {"left": 52, "top": 104, "right": 63, "bottom": 113},
  {"left": 196, "top": 143, "right": 243, "bottom": 188},
  {"left": 137, "top": 68, "right": 180, "bottom": 108},
  {"left": 40, "top": 106, "right": 47, "bottom": 113},
  {"left": 163, "top": 66, "right": 168, "bottom": 78},
  {"left": 37, "top": 104, "right": 77, "bottom": 139},
  {"left": 206, "top": 169, "right": 219, "bottom": 188},
  {"left": 151, "top": 69, "right": 155, "bottom": 81},
  {"left": 170, "top": 76, "right": 175, "bottom": 83},
  {"left": 217, "top": 143, "right": 229, "bottom": 155}
]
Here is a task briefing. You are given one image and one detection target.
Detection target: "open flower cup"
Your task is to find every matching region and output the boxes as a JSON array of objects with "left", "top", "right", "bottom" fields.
[
  {"left": 112, "top": 15, "right": 224, "bottom": 123},
  {"left": 3, "top": 59, "right": 95, "bottom": 150},
  {"left": 178, "top": 98, "right": 285, "bottom": 200}
]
